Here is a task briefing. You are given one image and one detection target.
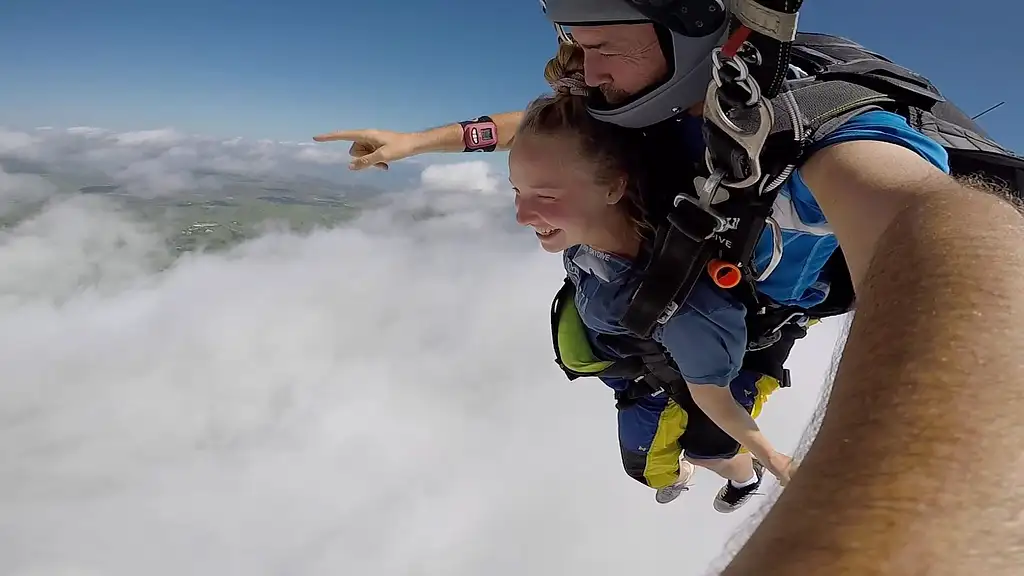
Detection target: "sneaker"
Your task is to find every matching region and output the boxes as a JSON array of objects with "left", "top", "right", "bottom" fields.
[
  {"left": 712, "top": 459, "right": 765, "bottom": 513},
  {"left": 655, "top": 460, "right": 696, "bottom": 504}
]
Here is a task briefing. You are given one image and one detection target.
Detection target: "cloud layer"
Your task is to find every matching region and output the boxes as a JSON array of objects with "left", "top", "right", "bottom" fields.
[
  {"left": 0, "top": 125, "right": 421, "bottom": 200},
  {"left": 0, "top": 125, "right": 844, "bottom": 576}
]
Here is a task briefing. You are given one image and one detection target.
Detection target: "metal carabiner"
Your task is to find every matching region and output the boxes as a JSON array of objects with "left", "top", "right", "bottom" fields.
[{"left": 702, "top": 79, "right": 774, "bottom": 190}]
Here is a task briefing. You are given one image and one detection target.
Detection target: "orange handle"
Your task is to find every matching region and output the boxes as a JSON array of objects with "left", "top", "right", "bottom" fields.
[{"left": 708, "top": 259, "right": 742, "bottom": 289}]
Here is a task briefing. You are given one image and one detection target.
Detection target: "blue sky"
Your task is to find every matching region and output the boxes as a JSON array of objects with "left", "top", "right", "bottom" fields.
[{"left": 1, "top": 0, "right": 1021, "bottom": 151}]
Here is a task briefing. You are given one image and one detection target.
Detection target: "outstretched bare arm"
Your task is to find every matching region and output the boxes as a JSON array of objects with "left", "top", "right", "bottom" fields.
[
  {"left": 724, "top": 141, "right": 1024, "bottom": 574},
  {"left": 313, "top": 111, "right": 524, "bottom": 170}
]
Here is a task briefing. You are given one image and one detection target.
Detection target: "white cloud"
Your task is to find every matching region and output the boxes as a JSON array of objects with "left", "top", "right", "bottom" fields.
[
  {"left": 0, "top": 128, "right": 42, "bottom": 156},
  {"left": 66, "top": 126, "right": 109, "bottom": 136},
  {"left": 0, "top": 166, "right": 57, "bottom": 212},
  {"left": 421, "top": 160, "right": 501, "bottom": 194},
  {"left": 109, "top": 128, "right": 184, "bottom": 147},
  {"left": 0, "top": 125, "right": 419, "bottom": 199},
  {"left": 0, "top": 124, "right": 844, "bottom": 575},
  {"left": 0, "top": 195, "right": 169, "bottom": 307},
  {"left": 291, "top": 143, "right": 357, "bottom": 165}
]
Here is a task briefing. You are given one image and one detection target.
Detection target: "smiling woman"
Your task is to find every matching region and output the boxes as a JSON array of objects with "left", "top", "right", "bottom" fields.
[{"left": 509, "top": 44, "right": 653, "bottom": 259}]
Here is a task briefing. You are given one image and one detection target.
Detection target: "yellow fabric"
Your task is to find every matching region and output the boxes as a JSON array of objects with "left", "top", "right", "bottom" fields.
[
  {"left": 749, "top": 374, "right": 781, "bottom": 419},
  {"left": 556, "top": 293, "right": 614, "bottom": 374},
  {"left": 642, "top": 400, "right": 689, "bottom": 489}
]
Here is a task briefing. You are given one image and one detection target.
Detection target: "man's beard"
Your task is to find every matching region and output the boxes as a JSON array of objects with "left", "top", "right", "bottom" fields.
[{"left": 600, "top": 85, "right": 633, "bottom": 105}]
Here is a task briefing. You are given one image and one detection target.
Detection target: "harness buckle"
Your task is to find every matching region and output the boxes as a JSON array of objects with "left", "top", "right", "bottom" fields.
[
  {"left": 671, "top": 169, "right": 732, "bottom": 237},
  {"left": 746, "top": 309, "right": 809, "bottom": 352},
  {"left": 703, "top": 48, "right": 775, "bottom": 190},
  {"left": 671, "top": 169, "right": 746, "bottom": 239},
  {"left": 746, "top": 330, "right": 781, "bottom": 352},
  {"left": 770, "top": 311, "right": 808, "bottom": 334},
  {"left": 655, "top": 301, "right": 679, "bottom": 326}
]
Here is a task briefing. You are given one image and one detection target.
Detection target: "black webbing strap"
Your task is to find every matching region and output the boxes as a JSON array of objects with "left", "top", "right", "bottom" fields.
[
  {"left": 615, "top": 348, "right": 694, "bottom": 409},
  {"left": 620, "top": 196, "right": 720, "bottom": 338},
  {"left": 721, "top": 0, "right": 802, "bottom": 100}
]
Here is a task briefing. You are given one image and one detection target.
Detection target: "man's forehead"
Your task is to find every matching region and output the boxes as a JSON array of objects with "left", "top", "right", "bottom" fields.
[{"left": 568, "top": 23, "right": 651, "bottom": 48}]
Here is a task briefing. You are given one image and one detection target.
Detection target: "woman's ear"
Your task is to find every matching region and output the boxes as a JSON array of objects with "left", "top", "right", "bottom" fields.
[{"left": 606, "top": 176, "right": 627, "bottom": 205}]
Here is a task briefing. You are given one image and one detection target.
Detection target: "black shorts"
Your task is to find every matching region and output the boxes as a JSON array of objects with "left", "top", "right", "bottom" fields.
[
  {"left": 675, "top": 371, "right": 759, "bottom": 461},
  {"left": 677, "top": 323, "right": 803, "bottom": 461}
]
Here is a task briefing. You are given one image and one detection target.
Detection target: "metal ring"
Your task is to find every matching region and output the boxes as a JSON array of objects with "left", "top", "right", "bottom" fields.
[
  {"left": 737, "top": 41, "right": 763, "bottom": 67},
  {"left": 739, "top": 77, "right": 761, "bottom": 107},
  {"left": 708, "top": 86, "right": 761, "bottom": 134},
  {"left": 718, "top": 79, "right": 759, "bottom": 110},
  {"left": 711, "top": 50, "right": 760, "bottom": 107},
  {"left": 712, "top": 63, "right": 750, "bottom": 90},
  {"left": 711, "top": 47, "right": 727, "bottom": 69},
  {"left": 721, "top": 76, "right": 761, "bottom": 109},
  {"left": 711, "top": 48, "right": 750, "bottom": 84}
]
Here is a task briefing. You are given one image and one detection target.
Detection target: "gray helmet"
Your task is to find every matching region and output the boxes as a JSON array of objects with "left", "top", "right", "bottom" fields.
[{"left": 540, "top": 0, "right": 728, "bottom": 128}]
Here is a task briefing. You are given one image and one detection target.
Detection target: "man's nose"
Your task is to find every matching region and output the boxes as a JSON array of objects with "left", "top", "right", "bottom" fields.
[{"left": 583, "top": 54, "right": 611, "bottom": 87}]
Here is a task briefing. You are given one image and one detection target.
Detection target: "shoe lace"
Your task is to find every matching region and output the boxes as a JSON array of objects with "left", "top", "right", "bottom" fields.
[
  {"left": 659, "top": 481, "right": 690, "bottom": 496},
  {"left": 720, "top": 480, "right": 761, "bottom": 505}
]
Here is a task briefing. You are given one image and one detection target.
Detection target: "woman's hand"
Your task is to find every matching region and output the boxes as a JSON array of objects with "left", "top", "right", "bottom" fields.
[{"left": 762, "top": 451, "right": 796, "bottom": 486}]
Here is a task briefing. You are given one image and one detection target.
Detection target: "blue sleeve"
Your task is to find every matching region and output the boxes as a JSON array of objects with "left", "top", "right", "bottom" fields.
[
  {"left": 652, "top": 279, "right": 747, "bottom": 387},
  {"left": 784, "top": 110, "right": 952, "bottom": 224}
]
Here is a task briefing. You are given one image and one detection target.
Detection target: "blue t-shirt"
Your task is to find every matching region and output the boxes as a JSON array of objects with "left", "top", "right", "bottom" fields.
[{"left": 566, "top": 109, "right": 951, "bottom": 389}]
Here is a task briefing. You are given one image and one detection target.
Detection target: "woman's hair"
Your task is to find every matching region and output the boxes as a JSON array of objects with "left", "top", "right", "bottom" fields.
[{"left": 517, "top": 43, "right": 655, "bottom": 237}]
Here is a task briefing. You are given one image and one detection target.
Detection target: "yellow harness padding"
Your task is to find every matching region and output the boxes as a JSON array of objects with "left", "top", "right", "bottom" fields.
[{"left": 555, "top": 292, "right": 615, "bottom": 375}]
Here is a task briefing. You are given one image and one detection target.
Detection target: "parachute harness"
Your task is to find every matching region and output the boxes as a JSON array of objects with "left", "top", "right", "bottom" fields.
[
  {"left": 619, "top": 0, "right": 806, "bottom": 342},
  {"left": 547, "top": 0, "right": 1024, "bottom": 389}
]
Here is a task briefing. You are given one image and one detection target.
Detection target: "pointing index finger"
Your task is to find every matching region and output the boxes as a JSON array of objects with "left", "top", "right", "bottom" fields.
[{"left": 312, "top": 129, "right": 373, "bottom": 143}]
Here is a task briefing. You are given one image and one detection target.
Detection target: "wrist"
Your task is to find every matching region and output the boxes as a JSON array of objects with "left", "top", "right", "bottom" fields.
[
  {"left": 752, "top": 446, "right": 777, "bottom": 463},
  {"left": 744, "top": 435, "right": 776, "bottom": 461},
  {"left": 411, "top": 124, "right": 463, "bottom": 155}
]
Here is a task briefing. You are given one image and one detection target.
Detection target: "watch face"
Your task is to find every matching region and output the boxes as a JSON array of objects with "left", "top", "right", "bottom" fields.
[{"left": 466, "top": 123, "right": 497, "bottom": 148}]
